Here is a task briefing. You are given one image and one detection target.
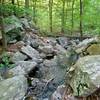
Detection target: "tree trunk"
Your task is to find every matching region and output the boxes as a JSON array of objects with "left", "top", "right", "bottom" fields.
[
  {"left": 61, "top": 0, "right": 65, "bottom": 34},
  {"left": 33, "top": 0, "right": 37, "bottom": 24},
  {"left": 25, "top": 0, "right": 29, "bottom": 8},
  {"left": 80, "top": 0, "right": 83, "bottom": 39},
  {"left": 0, "top": 0, "right": 7, "bottom": 51},
  {"left": 71, "top": 0, "right": 75, "bottom": 34},
  {"left": 12, "top": 0, "right": 15, "bottom": 5},
  {"left": 49, "top": 0, "right": 53, "bottom": 32},
  {"left": 1, "top": 17, "right": 7, "bottom": 51}
]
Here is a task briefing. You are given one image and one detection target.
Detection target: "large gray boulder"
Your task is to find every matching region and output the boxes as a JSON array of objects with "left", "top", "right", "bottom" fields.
[
  {"left": 42, "top": 50, "right": 78, "bottom": 85},
  {"left": 11, "top": 51, "right": 27, "bottom": 63},
  {"left": 0, "top": 75, "right": 27, "bottom": 100},
  {"left": 21, "top": 45, "right": 40, "bottom": 59},
  {"left": 68, "top": 55, "right": 100, "bottom": 96},
  {"left": 15, "top": 61, "right": 37, "bottom": 73}
]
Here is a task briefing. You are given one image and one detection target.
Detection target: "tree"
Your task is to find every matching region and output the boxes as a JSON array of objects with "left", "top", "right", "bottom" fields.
[
  {"left": 25, "top": 0, "right": 29, "bottom": 8},
  {"left": 0, "top": 0, "right": 7, "bottom": 51},
  {"left": 61, "top": 0, "right": 65, "bottom": 33},
  {"left": 12, "top": 0, "right": 15, "bottom": 5},
  {"left": 33, "top": 0, "right": 37, "bottom": 24},
  {"left": 49, "top": 0, "right": 53, "bottom": 32},
  {"left": 71, "top": 0, "right": 75, "bottom": 34},
  {"left": 80, "top": 0, "right": 83, "bottom": 38}
]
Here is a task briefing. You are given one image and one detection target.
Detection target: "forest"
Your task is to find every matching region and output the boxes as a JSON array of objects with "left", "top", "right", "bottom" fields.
[{"left": 0, "top": 0, "right": 100, "bottom": 100}]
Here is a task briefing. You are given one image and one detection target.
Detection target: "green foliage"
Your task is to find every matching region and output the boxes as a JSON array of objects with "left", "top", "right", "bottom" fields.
[
  {"left": 0, "top": 4, "right": 14, "bottom": 16},
  {"left": 0, "top": 0, "right": 100, "bottom": 35},
  {"left": 0, "top": 4, "right": 31, "bottom": 17},
  {"left": 0, "top": 53, "right": 13, "bottom": 68}
]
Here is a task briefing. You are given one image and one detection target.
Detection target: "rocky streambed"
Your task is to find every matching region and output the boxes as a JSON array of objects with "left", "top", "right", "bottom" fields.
[{"left": 0, "top": 16, "right": 100, "bottom": 100}]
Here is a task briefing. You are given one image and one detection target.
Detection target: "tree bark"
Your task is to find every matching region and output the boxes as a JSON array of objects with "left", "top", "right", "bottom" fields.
[
  {"left": 33, "top": 0, "right": 37, "bottom": 24},
  {"left": 80, "top": 0, "right": 83, "bottom": 39},
  {"left": 61, "top": 0, "right": 65, "bottom": 34},
  {"left": 71, "top": 0, "right": 75, "bottom": 34},
  {"left": 12, "top": 0, "right": 15, "bottom": 5},
  {"left": 0, "top": 16, "right": 7, "bottom": 51},
  {"left": 0, "top": 1, "right": 7, "bottom": 51},
  {"left": 49, "top": 0, "right": 53, "bottom": 32},
  {"left": 25, "top": 0, "right": 29, "bottom": 8}
]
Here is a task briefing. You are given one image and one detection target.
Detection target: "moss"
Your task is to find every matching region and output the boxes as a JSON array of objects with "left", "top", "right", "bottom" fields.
[{"left": 87, "top": 44, "right": 100, "bottom": 55}]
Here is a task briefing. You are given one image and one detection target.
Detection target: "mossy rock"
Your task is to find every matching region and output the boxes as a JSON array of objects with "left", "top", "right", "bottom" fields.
[
  {"left": 68, "top": 55, "right": 100, "bottom": 96},
  {"left": 87, "top": 44, "right": 100, "bottom": 55}
]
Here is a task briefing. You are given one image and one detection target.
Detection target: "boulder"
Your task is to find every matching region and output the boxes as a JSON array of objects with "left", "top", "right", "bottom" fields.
[
  {"left": 30, "top": 41, "right": 39, "bottom": 49},
  {"left": 20, "top": 18, "right": 31, "bottom": 29},
  {"left": 38, "top": 45, "right": 54, "bottom": 54},
  {"left": 21, "top": 45, "right": 40, "bottom": 59},
  {"left": 15, "top": 61, "right": 37, "bottom": 73},
  {"left": 51, "top": 85, "right": 66, "bottom": 100},
  {"left": 86, "top": 44, "right": 100, "bottom": 55},
  {"left": 9, "top": 61, "right": 37, "bottom": 77},
  {"left": 4, "top": 16, "right": 23, "bottom": 43},
  {"left": 56, "top": 37, "right": 71, "bottom": 49},
  {"left": 75, "top": 37, "right": 99, "bottom": 54},
  {"left": 68, "top": 55, "right": 100, "bottom": 96},
  {"left": 28, "top": 78, "right": 56, "bottom": 99},
  {"left": 11, "top": 51, "right": 27, "bottom": 63},
  {"left": 23, "top": 34, "right": 39, "bottom": 45},
  {"left": 4, "top": 15, "right": 22, "bottom": 33},
  {"left": 54, "top": 44, "right": 67, "bottom": 54},
  {"left": 42, "top": 51, "right": 77, "bottom": 85},
  {"left": 0, "top": 75, "right": 27, "bottom": 100},
  {"left": 9, "top": 65, "right": 25, "bottom": 76},
  {"left": 8, "top": 41, "right": 25, "bottom": 52}
]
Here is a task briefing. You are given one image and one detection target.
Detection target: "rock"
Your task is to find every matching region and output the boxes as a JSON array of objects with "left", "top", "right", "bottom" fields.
[
  {"left": 38, "top": 45, "right": 54, "bottom": 54},
  {"left": 56, "top": 37, "right": 71, "bottom": 49},
  {"left": 51, "top": 85, "right": 77, "bottom": 100},
  {"left": 0, "top": 75, "right": 3, "bottom": 81},
  {"left": 54, "top": 44, "right": 67, "bottom": 54},
  {"left": 0, "top": 75, "right": 27, "bottom": 100},
  {"left": 27, "top": 78, "right": 47, "bottom": 97},
  {"left": 86, "top": 43, "right": 100, "bottom": 55},
  {"left": 11, "top": 51, "right": 27, "bottom": 63},
  {"left": 43, "top": 53, "right": 72, "bottom": 84},
  {"left": 9, "top": 65, "right": 25, "bottom": 76},
  {"left": 29, "top": 78, "right": 56, "bottom": 99},
  {"left": 75, "top": 37, "right": 99, "bottom": 54},
  {"left": 20, "top": 18, "right": 31, "bottom": 29},
  {"left": 21, "top": 45, "right": 40, "bottom": 59},
  {"left": 4, "top": 16, "right": 23, "bottom": 43},
  {"left": 15, "top": 61, "right": 37, "bottom": 73},
  {"left": 4, "top": 15, "right": 22, "bottom": 33},
  {"left": 46, "top": 37, "right": 57, "bottom": 46},
  {"left": 51, "top": 85, "right": 66, "bottom": 100},
  {"left": 30, "top": 41, "right": 39, "bottom": 49},
  {"left": 8, "top": 41, "right": 25, "bottom": 52},
  {"left": 23, "top": 33, "right": 39, "bottom": 45},
  {"left": 41, "top": 49, "right": 78, "bottom": 84},
  {"left": 68, "top": 55, "right": 100, "bottom": 96},
  {"left": 40, "top": 53, "right": 46, "bottom": 59}
]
